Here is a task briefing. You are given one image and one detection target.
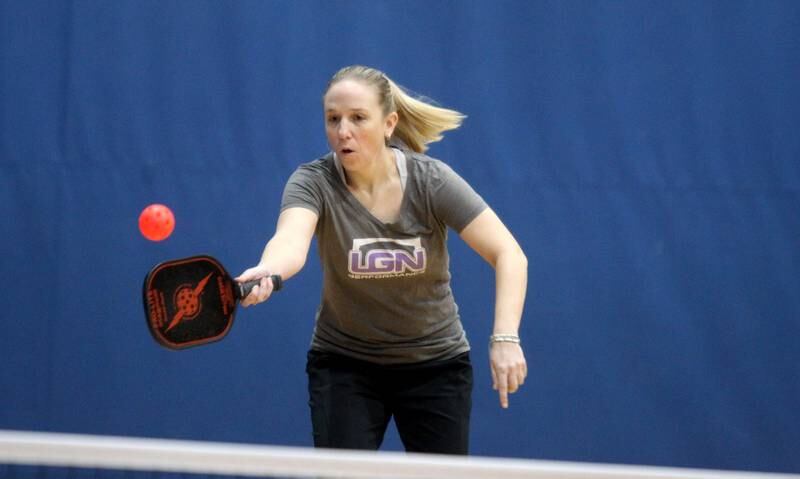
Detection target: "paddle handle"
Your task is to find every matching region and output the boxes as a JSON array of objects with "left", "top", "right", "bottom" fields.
[{"left": 237, "top": 275, "right": 283, "bottom": 299}]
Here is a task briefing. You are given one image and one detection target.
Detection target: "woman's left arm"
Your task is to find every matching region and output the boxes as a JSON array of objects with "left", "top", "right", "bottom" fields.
[{"left": 459, "top": 208, "right": 528, "bottom": 409}]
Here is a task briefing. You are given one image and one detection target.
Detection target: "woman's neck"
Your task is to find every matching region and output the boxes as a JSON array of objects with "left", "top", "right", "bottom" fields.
[{"left": 344, "top": 147, "right": 396, "bottom": 193}]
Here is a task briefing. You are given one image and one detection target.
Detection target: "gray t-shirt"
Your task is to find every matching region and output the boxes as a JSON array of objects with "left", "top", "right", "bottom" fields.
[{"left": 281, "top": 145, "right": 487, "bottom": 364}]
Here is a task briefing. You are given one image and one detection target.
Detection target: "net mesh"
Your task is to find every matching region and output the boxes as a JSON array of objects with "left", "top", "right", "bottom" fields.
[{"left": 1, "top": 429, "right": 796, "bottom": 479}]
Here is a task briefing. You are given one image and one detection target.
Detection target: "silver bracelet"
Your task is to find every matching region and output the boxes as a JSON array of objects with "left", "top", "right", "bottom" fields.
[{"left": 489, "top": 334, "right": 521, "bottom": 345}]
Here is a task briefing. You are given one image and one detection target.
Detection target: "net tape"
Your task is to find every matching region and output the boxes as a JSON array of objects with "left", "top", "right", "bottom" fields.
[{"left": 1, "top": 430, "right": 797, "bottom": 479}]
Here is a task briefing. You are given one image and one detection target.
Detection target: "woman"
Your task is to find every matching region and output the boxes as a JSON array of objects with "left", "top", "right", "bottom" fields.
[{"left": 236, "top": 65, "right": 527, "bottom": 455}]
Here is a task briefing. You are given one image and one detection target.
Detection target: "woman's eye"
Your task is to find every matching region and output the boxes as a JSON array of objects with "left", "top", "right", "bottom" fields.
[{"left": 327, "top": 116, "right": 339, "bottom": 124}]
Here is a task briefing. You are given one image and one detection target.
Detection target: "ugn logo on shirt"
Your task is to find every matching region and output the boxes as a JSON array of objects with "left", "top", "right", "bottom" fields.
[{"left": 348, "top": 237, "right": 427, "bottom": 279}]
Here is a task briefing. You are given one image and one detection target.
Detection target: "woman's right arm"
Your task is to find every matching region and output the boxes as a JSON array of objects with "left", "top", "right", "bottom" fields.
[{"left": 236, "top": 206, "right": 319, "bottom": 306}]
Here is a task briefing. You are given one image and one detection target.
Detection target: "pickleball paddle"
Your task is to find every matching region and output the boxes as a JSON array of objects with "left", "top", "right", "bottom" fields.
[{"left": 143, "top": 255, "right": 281, "bottom": 350}]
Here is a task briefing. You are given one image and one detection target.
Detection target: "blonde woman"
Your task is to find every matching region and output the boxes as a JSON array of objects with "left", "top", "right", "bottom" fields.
[{"left": 237, "top": 65, "right": 527, "bottom": 454}]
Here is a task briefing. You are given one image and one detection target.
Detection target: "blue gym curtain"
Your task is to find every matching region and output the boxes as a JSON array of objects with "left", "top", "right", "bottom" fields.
[{"left": 1, "top": 0, "right": 798, "bottom": 473}]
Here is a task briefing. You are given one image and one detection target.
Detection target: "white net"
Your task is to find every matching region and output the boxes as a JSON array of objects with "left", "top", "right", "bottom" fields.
[{"left": 0, "top": 429, "right": 797, "bottom": 479}]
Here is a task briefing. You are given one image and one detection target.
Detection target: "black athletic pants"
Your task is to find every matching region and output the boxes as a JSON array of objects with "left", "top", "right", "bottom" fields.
[{"left": 306, "top": 349, "right": 473, "bottom": 455}]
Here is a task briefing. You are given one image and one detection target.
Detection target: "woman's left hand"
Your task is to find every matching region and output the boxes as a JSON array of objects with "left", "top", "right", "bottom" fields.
[{"left": 489, "top": 342, "right": 527, "bottom": 409}]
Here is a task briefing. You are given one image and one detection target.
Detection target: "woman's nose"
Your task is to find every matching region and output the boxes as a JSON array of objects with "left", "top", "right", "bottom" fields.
[{"left": 337, "top": 120, "right": 352, "bottom": 139}]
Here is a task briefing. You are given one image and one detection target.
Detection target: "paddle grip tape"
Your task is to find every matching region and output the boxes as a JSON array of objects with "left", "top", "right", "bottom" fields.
[{"left": 238, "top": 274, "right": 283, "bottom": 299}]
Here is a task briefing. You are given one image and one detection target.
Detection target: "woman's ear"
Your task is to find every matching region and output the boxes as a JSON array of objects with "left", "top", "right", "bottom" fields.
[{"left": 384, "top": 111, "right": 399, "bottom": 139}]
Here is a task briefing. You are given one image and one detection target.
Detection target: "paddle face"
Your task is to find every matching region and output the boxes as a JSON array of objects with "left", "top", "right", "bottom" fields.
[{"left": 143, "top": 255, "right": 239, "bottom": 350}]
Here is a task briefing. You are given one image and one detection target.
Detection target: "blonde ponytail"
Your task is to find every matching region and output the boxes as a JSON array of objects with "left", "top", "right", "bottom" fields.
[
  {"left": 325, "top": 65, "right": 465, "bottom": 153},
  {"left": 386, "top": 79, "right": 465, "bottom": 153}
]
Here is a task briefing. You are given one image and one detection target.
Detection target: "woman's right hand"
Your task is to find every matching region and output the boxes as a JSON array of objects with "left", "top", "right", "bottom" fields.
[{"left": 235, "top": 265, "right": 276, "bottom": 307}]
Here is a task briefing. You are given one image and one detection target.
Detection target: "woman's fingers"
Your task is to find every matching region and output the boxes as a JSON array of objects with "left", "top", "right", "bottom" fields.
[
  {"left": 493, "top": 365, "right": 509, "bottom": 408},
  {"left": 238, "top": 268, "right": 274, "bottom": 307}
]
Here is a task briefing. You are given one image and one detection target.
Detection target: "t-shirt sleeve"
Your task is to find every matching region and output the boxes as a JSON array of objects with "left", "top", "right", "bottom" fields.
[
  {"left": 431, "top": 162, "right": 488, "bottom": 232},
  {"left": 281, "top": 165, "right": 324, "bottom": 216}
]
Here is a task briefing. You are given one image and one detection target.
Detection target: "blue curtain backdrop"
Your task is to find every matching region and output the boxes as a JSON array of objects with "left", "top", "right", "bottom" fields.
[{"left": 1, "top": 0, "right": 799, "bottom": 474}]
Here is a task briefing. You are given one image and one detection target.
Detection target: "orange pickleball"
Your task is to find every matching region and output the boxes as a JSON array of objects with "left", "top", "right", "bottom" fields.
[{"left": 139, "top": 204, "right": 175, "bottom": 241}]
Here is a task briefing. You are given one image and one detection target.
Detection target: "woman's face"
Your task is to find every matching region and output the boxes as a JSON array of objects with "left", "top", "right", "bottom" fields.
[{"left": 324, "top": 79, "right": 397, "bottom": 173}]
